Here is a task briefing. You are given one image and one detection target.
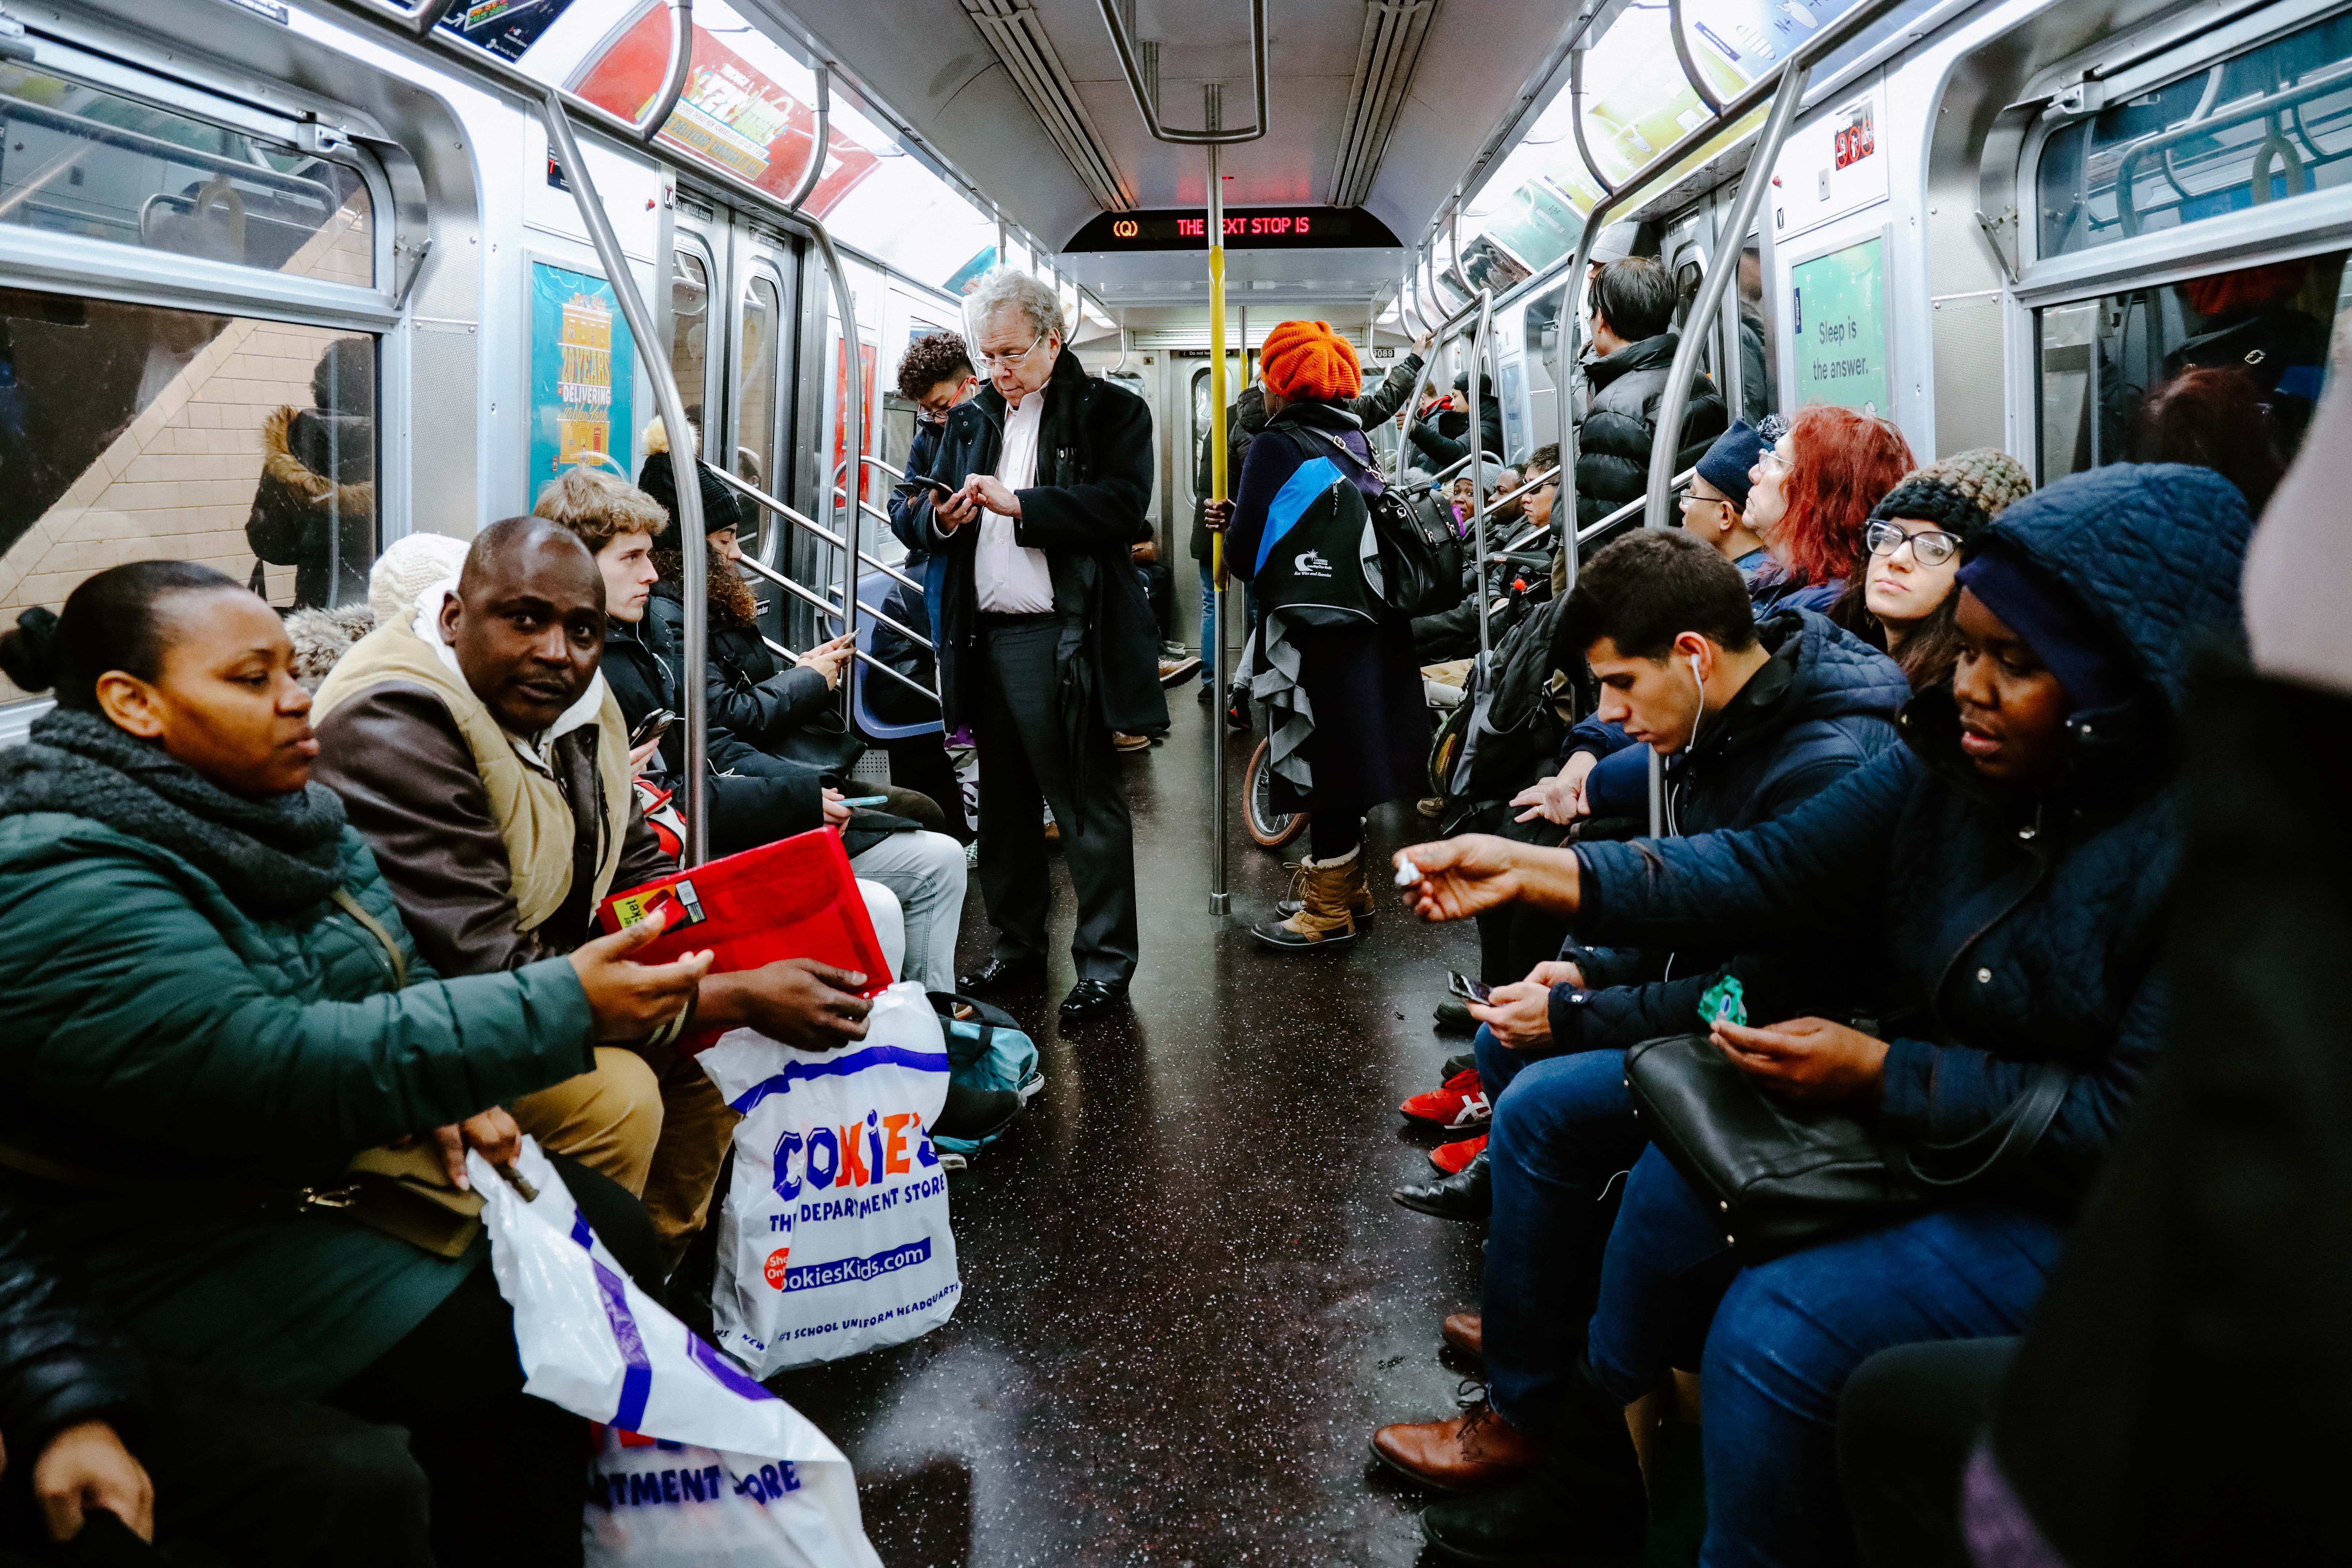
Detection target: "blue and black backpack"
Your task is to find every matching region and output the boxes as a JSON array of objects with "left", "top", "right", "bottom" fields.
[{"left": 926, "top": 991, "right": 1044, "bottom": 1162}]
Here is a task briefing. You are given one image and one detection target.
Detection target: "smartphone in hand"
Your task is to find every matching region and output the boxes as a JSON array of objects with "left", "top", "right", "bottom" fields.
[
  {"left": 630, "top": 709, "right": 678, "bottom": 748},
  {"left": 1447, "top": 971, "right": 1494, "bottom": 1004}
]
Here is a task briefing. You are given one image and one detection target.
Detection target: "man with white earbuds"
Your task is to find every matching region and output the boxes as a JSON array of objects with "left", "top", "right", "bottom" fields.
[{"left": 1378, "top": 529, "right": 1914, "bottom": 1498}]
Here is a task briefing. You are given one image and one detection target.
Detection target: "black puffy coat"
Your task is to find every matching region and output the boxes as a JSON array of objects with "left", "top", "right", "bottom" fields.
[
  {"left": 601, "top": 608, "right": 894, "bottom": 859},
  {"left": 1406, "top": 384, "right": 1504, "bottom": 470},
  {"left": 1572, "top": 464, "right": 2253, "bottom": 1203},
  {"left": 891, "top": 348, "right": 1166, "bottom": 736},
  {"left": 1573, "top": 331, "right": 1728, "bottom": 532},
  {"left": 245, "top": 405, "right": 372, "bottom": 609},
  {"left": 646, "top": 582, "right": 858, "bottom": 774},
  {"left": 0, "top": 1197, "right": 150, "bottom": 1477}
]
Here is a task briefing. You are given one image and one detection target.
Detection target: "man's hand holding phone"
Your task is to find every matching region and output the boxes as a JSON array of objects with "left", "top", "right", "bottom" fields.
[{"left": 931, "top": 477, "right": 980, "bottom": 533}]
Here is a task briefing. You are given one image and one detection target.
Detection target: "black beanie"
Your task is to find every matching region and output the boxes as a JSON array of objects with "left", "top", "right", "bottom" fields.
[{"left": 635, "top": 450, "right": 744, "bottom": 538}]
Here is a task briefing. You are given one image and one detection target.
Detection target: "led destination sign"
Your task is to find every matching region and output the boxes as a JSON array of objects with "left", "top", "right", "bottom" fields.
[{"left": 1067, "top": 206, "right": 1400, "bottom": 252}]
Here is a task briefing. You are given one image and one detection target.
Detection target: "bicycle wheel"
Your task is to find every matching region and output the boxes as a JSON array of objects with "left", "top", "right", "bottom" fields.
[{"left": 1244, "top": 737, "right": 1308, "bottom": 849}]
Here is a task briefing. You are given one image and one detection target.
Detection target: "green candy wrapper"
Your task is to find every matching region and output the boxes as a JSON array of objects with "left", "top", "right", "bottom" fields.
[{"left": 1699, "top": 975, "right": 1748, "bottom": 1029}]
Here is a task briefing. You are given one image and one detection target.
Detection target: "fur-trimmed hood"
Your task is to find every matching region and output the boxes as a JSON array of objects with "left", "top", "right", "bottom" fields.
[
  {"left": 284, "top": 603, "right": 375, "bottom": 691},
  {"left": 259, "top": 405, "right": 373, "bottom": 516}
]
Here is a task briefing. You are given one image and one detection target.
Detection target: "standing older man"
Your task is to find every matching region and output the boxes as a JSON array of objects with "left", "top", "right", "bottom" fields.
[{"left": 890, "top": 267, "right": 1161, "bottom": 1022}]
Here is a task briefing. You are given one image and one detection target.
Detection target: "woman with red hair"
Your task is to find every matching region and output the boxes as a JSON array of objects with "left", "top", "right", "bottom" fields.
[
  {"left": 1219, "top": 320, "right": 1431, "bottom": 951},
  {"left": 1744, "top": 405, "right": 1917, "bottom": 614}
]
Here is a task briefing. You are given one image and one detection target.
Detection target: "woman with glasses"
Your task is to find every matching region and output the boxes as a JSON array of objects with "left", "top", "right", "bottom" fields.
[
  {"left": 1743, "top": 405, "right": 1916, "bottom": 616},
  {"left": 1835, "top": 450, "right": 2033, "bottom": 689}
]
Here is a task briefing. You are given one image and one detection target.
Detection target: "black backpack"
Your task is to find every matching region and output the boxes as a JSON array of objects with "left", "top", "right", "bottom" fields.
[{"left": 1293, "top": 426, "right": 1466, "bottom": 620}]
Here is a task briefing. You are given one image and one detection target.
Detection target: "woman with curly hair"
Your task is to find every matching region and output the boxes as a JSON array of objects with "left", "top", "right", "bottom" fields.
[{"left": 1744, "top": 405, "right": 1916, "bottom": 615}]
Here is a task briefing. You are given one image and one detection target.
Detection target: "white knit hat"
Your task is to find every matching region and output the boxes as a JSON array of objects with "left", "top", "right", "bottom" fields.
[{"left": 368, "top": 532, "right": 471, "bottom": 626}]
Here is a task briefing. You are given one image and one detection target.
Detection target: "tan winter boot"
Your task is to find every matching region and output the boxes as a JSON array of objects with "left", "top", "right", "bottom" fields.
[
  {"left": 1251, "top": 845, "right": 1363, "bottom": 950},
  {"left": 1274, "top": 849, "right": 1378, "bottom": 928}
]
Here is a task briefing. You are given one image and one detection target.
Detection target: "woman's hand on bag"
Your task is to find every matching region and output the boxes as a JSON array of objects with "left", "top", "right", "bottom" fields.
[
  {"left": 1468, "top": 979, "right": 1552, "bottom": 1050},
  {"left": 1711, "top": 1017, "right": 1889, "bottom": 1103},
  {"left": 1397, "top": 835, "right": 1580, "bottom": 922},
  {"left": 568, "top": 911, "right": 712, "bottom": 1041},
  {"left": 711, "top": 959, "right": 872, "bottom": 1051},
  {"left": 431, "top": 1107, "right": 521, "bottom": 1190},
  {"left": 32, "top": 1421, "right": 153, "bottom": 1544}
]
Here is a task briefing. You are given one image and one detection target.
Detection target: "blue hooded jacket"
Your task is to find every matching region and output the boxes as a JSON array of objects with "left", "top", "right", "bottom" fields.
[{"left": 1571, "top": 464, "right": 2252, "bottom": 1200}]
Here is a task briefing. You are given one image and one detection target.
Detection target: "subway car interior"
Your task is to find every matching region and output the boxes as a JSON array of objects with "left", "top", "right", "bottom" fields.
[{"left": 0, "top": 0, "right": 2342, "bottom": 1564}]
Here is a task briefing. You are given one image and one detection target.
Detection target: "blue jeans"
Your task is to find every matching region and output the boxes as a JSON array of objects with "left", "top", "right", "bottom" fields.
[
  {"left": 1197, "top": 562, "right": 1258, "bottom": 685},
  {"left": 1481, "top": 1044, "right": 1647, "bottom": 1437},
  {"left": 1586, "top": 1148, "right": 2069, "bottom": 1568},
  {"left": 1473, "top": 1019, "right": 1561, "bottom": 1099}
]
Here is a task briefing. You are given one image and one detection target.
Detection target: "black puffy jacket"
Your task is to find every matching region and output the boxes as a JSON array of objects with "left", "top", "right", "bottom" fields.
[
  {"left": 1573, "top": 332, "right": 1728, "bottom": 532},
  {"left": 1406, "top": 384, "right": 1504, "bottom": 470},
  {"left": 646, "top": 582, "right": 856, "bottom": 774},
  {"left": 0, "top": 1196, "right": 150, "bottom": 1473}
]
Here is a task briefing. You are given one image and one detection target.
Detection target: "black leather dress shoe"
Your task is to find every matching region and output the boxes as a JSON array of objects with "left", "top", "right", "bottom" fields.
[
  {"left": 1058, "top": 977, "right": 1129, "bottom": 1022},
  {"left": 1395, "top": 1150, "right": 1491, "bottom": 1221},
  {"left": 957, "top": 957, "right": 1045, "bottom": 996}
]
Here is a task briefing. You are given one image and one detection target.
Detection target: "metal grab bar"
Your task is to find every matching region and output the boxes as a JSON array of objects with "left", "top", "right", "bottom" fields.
[
  {"left": 763, "top": 633, "right": 940, "bottom": 706},
  {"left": 709, "top": 465, "right": 926, "bottom": 598},
  {"left": 2114, "top": 57, "right": 2352, "bottom": 235},
  {"left": 737, "top": 550, "right": 932, "bottom": 653},
  {"left": 1097, "top": 0, "right": 1269, "bottom": 144},
  {"left": 861, "top": 454, "right": 907, "bottom": 481}
]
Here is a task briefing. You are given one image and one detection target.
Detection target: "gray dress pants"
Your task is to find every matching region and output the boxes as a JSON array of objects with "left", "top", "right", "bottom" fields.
[{"left": 973, "top": 616, "right": 1139, "bottom": 983}]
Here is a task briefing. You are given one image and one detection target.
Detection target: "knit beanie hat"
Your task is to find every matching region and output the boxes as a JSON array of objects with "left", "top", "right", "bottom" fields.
[
  {"left": 1869, "top": 448, "right": 2032, "bottom": 538},
  {"left": 1260, "top": 320, "right": 1361, "bottom": 402},
  {"left": 367, "top": 531, "right": 470, "bottom": 626},
  {"left": 1695, "top": 420, "right": 1768, "bottom": 511},
  {"left": 636, "top": 448, "right": 745, "bottom": 538},
  {"left": 1954, "top": 538, "right": 2134, "bottom": 711}
]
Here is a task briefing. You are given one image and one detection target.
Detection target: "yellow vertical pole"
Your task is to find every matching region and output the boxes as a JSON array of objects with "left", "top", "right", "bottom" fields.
[{"left": 1207, "top": 138, "right": 1230, "bottom": 916}]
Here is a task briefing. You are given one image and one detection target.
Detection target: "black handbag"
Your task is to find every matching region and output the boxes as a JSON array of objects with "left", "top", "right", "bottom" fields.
[
  {"left": 1624, "top": 1033, "right": 2069, "bottom": 1265},
  {"left": 1296, "top": 426, "right": 1465, "bottom": 619}
]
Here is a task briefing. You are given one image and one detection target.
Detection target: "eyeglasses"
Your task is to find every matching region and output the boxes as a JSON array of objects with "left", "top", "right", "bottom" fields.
[
  {"left": 975, "top": 332, "right": 1049, "bottom": 371},
  {"left": 1865, "top": 519, "right": 1963, "bottom": 566},
  {"left": 1757, "top": 447, "right": 1792, "bottom": 475}
]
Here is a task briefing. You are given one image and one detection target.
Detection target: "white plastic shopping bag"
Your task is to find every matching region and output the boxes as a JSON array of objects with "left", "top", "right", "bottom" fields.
[
  {"left": 469, "top": 1140, "right": 883, "bottom": 1568},
  {"left": 696, "top": 981, "right": 961, "bottom": 1373}
]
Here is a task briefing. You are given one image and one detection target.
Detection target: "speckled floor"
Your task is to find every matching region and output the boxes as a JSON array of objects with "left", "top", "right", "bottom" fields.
[{"left": 770, "top": 689, "right": 1486, "bottom": 1567}]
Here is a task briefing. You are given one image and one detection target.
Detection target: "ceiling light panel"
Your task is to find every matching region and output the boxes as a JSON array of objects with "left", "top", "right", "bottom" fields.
[
  {"left": 1329, "top": 0, "right": 1440, "bottom": 207},
  {"left": 959, "top": 0, "right": 1136, "bottom": 212}
]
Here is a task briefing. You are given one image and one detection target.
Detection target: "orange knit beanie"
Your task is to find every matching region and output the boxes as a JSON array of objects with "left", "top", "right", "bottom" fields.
[{"left": 1259, "top": 319, "right": 1361, "bottom": 402}]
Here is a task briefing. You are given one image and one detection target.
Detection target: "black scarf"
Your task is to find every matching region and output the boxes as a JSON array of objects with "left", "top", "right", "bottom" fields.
[
  {"left": 0, "top": 709, "right": 348, "bottom": 917},
  {"left": 1036, "top": 348, "right": 1097, "bottom": 487}
]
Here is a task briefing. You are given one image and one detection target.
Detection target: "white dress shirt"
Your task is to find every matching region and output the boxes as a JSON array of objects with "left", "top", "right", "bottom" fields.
[{"left": 973, "top": 388, "right": 1056, "bottom": 613}]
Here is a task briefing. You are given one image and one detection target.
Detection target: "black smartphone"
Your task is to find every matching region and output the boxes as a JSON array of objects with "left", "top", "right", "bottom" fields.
[
  {"left": 909, "top": 474, "right": 957, "bottom": 499},
  {"left": 629, "top": 708, "right": 677, "bottom": 748},
  {"left": 1447, "top": 971, "right": 1493, "bottom": 1004}
]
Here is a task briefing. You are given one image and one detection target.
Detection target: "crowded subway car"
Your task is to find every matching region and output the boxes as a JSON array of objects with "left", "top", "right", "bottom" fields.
[{"left": 0, "top": 0, "right": 2340, "bottom": 1563}]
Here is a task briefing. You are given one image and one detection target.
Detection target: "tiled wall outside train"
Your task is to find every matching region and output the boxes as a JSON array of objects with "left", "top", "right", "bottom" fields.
[{"left": 0, "top": 201, "right": 378, "bottom": 702}]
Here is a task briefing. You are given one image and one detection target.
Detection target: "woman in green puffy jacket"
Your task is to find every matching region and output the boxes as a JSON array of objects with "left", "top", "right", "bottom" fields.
[{"left": 0, "top": 561, "right": 709, "bottom": 1567}]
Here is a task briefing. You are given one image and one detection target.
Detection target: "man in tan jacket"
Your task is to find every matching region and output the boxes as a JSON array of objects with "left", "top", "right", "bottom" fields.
[{"left": 313, "top": 516, "right": 873, "bottom": 1260}]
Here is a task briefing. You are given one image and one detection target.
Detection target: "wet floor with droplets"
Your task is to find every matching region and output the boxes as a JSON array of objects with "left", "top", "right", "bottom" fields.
[{"left": 767, "top": 690, "right": 1486, "bottom": 1566}]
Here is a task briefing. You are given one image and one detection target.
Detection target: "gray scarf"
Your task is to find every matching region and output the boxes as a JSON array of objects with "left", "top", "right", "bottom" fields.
[{"left": 0, "top": 709, "right": 347, "bottom": 917}]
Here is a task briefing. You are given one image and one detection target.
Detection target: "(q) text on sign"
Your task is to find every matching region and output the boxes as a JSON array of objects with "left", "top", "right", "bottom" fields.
[{"left": 1064, "top": 206, "right": 1401, "bottom": 253}]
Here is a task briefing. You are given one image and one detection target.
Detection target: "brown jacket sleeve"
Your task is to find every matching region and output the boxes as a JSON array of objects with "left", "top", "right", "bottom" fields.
[{"left": 312, "top": 681, "right": 561, "bottom": 977}]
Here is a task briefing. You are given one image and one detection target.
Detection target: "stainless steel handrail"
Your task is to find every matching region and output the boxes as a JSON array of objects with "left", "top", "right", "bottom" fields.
[
  {"left": 1667, "top": 0, "right": 1724, "bottom": 117},
  {"left": 1468, "top": 287, "right": 1493, "bottom": 657},
  {"left": 761, "top": 633, "right": 940, "bottom": 706},
  {"left": 710, "top": 465, "right": 925, "bottom": 599},
  {"left": 541, "top": 88, "right": 708, "bottom": 862},
  {"left": 741, "top": 552, "right": 844, "bottom": 621},
  {"left": 1096, "top": 0, "right": 1269, "bottom": 145},
  {"left": 633, "top": 1, "right": 694, "bottom": 141}
]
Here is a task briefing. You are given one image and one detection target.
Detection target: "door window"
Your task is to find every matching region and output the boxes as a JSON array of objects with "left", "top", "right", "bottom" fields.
[
  {"left": 668, "top": 249, "right": 709, "bottom": 435},
  {"left": 2035, "top": 250, "right": 2349, "bottom": 508},
  {"left": 733, "top": 272, "right": 780, "bottom": 552}
]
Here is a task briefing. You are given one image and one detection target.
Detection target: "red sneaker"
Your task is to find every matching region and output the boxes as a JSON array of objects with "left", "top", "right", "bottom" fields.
[
  {"left": 1401, "top": 1068, "right": 1492, "bottom": 1134},
  {"left": 1429, "top": 1132, "right": 1488, "bottom": 1175}
]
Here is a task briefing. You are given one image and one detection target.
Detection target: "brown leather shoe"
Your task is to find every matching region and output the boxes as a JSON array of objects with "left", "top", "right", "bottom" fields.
[
  {"left": 1370, "top": 1403, "right": 1539, "bottom": 1491},
  {"left": 1442, "top": 1312, "right": 1484, "bottom": 1361}
]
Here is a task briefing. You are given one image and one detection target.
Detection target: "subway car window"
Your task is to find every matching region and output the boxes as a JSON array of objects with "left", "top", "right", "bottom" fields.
[
  {"left": 669, "top": 248, "right": 710, "bottom": 432},
  {"left": 0, "top": 287, "right": 374, "bottom": 698},
  {"left": 2036, "top": 250, "right": 2347, "bottom": 494},
  {"left": 735, "top": 271, "right": 780, "bottom": 549},
  {"left": 2036, "top": 9, "right": 2352, "bottom": 258},
  {"left": 0, "top": 64, "right": 374, "bottom": 284}
]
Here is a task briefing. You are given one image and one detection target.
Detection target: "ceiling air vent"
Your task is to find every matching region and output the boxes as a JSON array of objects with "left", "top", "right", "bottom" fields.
[
  {"left": 1328, "top": 0, "right": 1439, "bottom": 208},
  {"left": 960, "top": 0, "right": 1135, "bottom": 212}
]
